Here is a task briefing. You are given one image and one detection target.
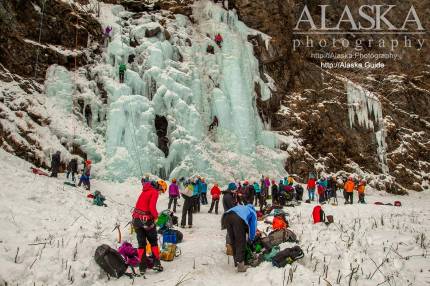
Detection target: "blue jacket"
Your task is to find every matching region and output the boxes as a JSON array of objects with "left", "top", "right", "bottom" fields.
[
  {"left": 192, "top": 182, "right": 200, "bottom": 196},
  {"left": 201, "top": 182, "right": 207, "bottom": 193},
  {"left": 253, "top": 183, "right": 261, "bottom": 194},
  {"left": 227, "top": 204, "right": 257, "bottom": 241},
  {"left": 318, "top": 179, "right": 328, "bottom": 188}
]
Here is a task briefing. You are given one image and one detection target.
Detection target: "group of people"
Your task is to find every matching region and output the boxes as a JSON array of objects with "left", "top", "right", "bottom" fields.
[
  {"left": 49, "top": 151, "right": 92, "bottom": 190},
  {"left": 306, "top": 175, "right": 367, "bottom": 205}
]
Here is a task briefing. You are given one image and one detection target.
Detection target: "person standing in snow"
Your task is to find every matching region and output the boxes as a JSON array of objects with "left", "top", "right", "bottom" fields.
[
  {"left": 132, "top": 180, "right": 163, "bottom": 273},
  {"left": 66, "top": 157, "right": 78, "bottom": 182},
  {"left": 271, "top": 180, "right": 279, "bottom": 204},
  {"left": 180, "top": 181, "right": 194, "bottom": 228},
  {"left": 168, "top": 178, "right": 180, "bottom": 213},
  {"left": 344, "top": 176, "right": 355, "bottom": 204},
  {"left": 192, "top": 177, "right": 201, "bottom": 213},
  {"left": 253, "top": 182, "right": 263, "bottom": 207},
  {"left": 327, "top": 175, "right": 337, "bottom": 204},
  {"left": 50, "top": 151, "right": 61, "bottom": 177},
  {"left": 221, "top": 204, "right": 257, "bottom": 272},
  {"left": 200, "top": 178, "right": 208, "bottom": 205},
  {"left": 119, "top": 63, "right": 126, "bottom": 83},
  {"left": 208, "top": 182, "right": 221, "bottom": 214},
  {"left": 242, "top": 180, "right": 253, "bottom": 205},
  {"left": 357, "top": 180, "right": 366, "bottom": 204},
  {"left": 223, "top": 182, "right": 237, "bottom": 212},
  {"left": 78, "top": 160, "right": 91, "bottom": 190},
  {"left": 307, "top": 177, "right": 316, "bottom": 201},
  {"left": 214, "top": 33, "right": 223, "bottom": 48}
]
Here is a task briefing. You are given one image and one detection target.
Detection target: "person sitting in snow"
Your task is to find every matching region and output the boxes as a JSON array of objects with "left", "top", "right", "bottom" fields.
[
  {"left": 214, "top": 33, "right": 223, "bottom": 48},
  {"left": 221, "top": 204, "right": 257, "bottom": 272},
  {"left": 357, "top": 180, "right": 366, "bottom": 204},
  {"left": 119, "top": 63, "right": 126, "bottom": 83},
  {"left": 208, "top": 182, "right": 221, "bottom": 214},
  {"left": 50, "top": 151, "right": 61, "bottom": 177}
]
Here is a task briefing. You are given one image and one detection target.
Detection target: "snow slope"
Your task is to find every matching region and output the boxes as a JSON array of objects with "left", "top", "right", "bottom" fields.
[{"left": 1, "top": 149, "right": 429, "bottom": 285}]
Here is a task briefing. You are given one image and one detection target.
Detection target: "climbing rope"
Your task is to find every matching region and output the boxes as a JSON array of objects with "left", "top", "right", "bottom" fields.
[{"left": 34, "top": 0, "right": 48, "bottom": 79}]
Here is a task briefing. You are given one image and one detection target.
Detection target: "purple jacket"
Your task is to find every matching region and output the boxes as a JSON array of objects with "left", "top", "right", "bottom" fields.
[
  {"left": 169, "top": 183, "right": 180, "bottom": 197},
  {"left": 264, "top": 179, "right": 270, "bottom": 188}
]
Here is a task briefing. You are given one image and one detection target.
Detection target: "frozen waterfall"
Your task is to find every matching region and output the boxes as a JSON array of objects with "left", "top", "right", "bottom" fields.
[
  {"left": 346, "top": 81, "right": 389, "bottom": 174},
  {"left": 87, "top": 1, "right": 287, "bottom": 182}
]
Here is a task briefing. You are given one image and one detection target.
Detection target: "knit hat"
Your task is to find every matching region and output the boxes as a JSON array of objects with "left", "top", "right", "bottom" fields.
[{"left": 227, "top": 182, "right": 237, "bottom": 191}]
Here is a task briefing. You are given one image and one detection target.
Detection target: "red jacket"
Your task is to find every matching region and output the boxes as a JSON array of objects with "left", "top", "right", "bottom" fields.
[
  {"left": 307, "top": 178, "right": 316, "bottom": 189},
  {"left": 215, "top": 34, "right": 223, "bottom": 43},
  {"left": 132, "top": 182, "right": 159, "bottom": 220},
  {"left": 210, "top": 185, "right": 221, "bottom": 200}
]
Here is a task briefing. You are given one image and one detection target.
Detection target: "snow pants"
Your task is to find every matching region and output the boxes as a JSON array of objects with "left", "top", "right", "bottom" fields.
[
  {"left": 223, "top": 212, "right": 248, "bottom": 264},
  {"left": 193, "top": 195, "right": 200, "bottom": 212},
  {"left": 168, "top": 196, "right": 178, "bottom": 212},
  {"left": 201, "top": 192, "right": 208, "bottom": 205},
  {"left": 308, "top": 188, "right": 315, "bottom": 201},
  {"left": 358, "top": 193, "right": 365, "bottom": 204},
  {"left": 66, "top": 171, "right": 76, "bottom": 181},
  {"left": 208, "top": 198, "right": 219, "bottom": 214},
  {"left": 119, "top": 71, "right": 125, "bottom": 83},
  {"left": 132, "top": 218, "right": 158, "bottom": 249},
  {"left": 345, "top": 192, "right": 353, "bottom": 204},
  {"left": 181, "top": 197, "right": 193, "bottom": 227}
]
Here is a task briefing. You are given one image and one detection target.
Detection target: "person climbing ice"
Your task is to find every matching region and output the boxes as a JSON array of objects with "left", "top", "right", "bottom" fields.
[
  {"left": 104, "top": 26, "right": 112, "bottom": 46},
  {"left": 132, "top": 180, "right": 163, "bottom": 274},
  {"left": 119, "top": 63, "right": 126, "bottom": 83},
  {"left": 209, "top": 116, "right": 219, "bottom": 131},
  {"left": 214, "top": 33, "right": 223, "bottom": 48}
]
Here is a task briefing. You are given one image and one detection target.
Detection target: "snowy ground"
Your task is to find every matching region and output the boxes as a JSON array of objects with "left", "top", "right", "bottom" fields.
[{"left": 1, "top": 149, "right": 429, "bottom": 286}]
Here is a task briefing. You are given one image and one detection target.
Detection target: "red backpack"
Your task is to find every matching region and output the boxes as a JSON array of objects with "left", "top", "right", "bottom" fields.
[{"left": 312, "top": 206, "right": 325, "bottom": 223}]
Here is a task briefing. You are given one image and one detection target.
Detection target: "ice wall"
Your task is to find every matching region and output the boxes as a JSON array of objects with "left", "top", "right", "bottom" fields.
[
  {"left": 346, "top": 81, "right": 389, "bottom": 173},
  {"left": 97, "top": 1, "right": 286, "bottom": 182}
]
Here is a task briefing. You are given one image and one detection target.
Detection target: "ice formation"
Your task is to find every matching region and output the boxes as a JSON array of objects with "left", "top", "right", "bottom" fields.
[
  {"left": 346, "top": 81, "right": 389, "bottom": 173},
  {"left": 90, "top": 1, "right": 287, "bottom": 182}
]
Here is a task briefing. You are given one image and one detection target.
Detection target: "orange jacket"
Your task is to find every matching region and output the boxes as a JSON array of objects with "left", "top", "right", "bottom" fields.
[
  {"left": 357, "top": 184, "right": 365, "bottom": 193},
  {"left": 272, "top": 216, "right": 287, "bottom": 231},
  {"left": 344, "top": 180, "right": 355, "bottom": 193}
]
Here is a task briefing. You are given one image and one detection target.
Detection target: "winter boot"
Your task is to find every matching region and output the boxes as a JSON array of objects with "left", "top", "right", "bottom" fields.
[
  {"left": 137, "top": 248, "right": 147, "bottom": 274},
  {"left": 237, "top": 262, "right": 248, "bottom": 272}
]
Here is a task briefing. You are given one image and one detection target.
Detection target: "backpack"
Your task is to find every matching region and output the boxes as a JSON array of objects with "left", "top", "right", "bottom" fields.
[
  {"left": 326, "top": 215, "right": 334, "bottom": 224},
  {"left": 261, "top": 229, "right": 298, "bottom": 250},
  {"left": 272, "top": 246, "right": 304, "bottom": 267},
  {"left": 94, "top": 244, "right": 128, "bottom": 278},
  {"left": 263, "top": 245, "right": 280, "bottom": 262},
  {"left": 394, "top": 201, "right": 401, "bottom": 207},
  {"left": 312, "top": 206, "right": 325, "bottom": 223},
  {"left": 163, "top": 229, "right": 180, "bottom": 244},
  {"left": 117, "top": 242, "right": 139, "bottom": 267},
  {"left": 160, "top": 243, "right": 179, "bottom": 261}
]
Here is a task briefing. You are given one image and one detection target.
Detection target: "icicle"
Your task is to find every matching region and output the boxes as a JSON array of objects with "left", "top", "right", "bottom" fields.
[{"left": 346, "top": 81, "right": 388, "bottom": 173}]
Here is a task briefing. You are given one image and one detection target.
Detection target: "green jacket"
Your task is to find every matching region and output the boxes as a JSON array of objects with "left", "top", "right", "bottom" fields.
[{"left": 119, "top": 64, "right": 126, "bottom": 73}]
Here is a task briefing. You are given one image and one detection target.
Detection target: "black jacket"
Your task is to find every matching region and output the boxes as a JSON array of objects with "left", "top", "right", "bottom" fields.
[{"left": 222, "top": 190, "right": 236, "bottom": 212}]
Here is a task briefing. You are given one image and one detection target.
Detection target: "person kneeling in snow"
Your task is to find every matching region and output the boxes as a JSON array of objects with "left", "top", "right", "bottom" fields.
[
  {"left": 132, "top": 180, "right": 163, "bottom": 274},
  {"left": 221, "top": 204, "right": 257, "bottom": 272}
]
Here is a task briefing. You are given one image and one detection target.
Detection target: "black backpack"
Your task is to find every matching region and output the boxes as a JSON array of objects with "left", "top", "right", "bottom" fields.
[
  {"left": 94, "top": 244, "right": 128, "bottom": 278},
  {"left": 272, "top": 246, "right": 304, "bottom": 267}
]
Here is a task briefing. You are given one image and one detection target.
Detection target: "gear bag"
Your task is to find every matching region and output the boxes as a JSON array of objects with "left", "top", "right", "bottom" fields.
[
  {"left": 94, "top": 244, "right": 128, "bottom": 278},
  {"left": 272, "top": 246, "right": 304, "bottom": 267},
  {"left": 261, "top": 229, "right": 298, "bottom": 250}
]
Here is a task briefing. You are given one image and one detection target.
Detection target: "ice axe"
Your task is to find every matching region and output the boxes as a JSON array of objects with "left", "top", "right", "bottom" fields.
[{"left": 112, "top": 223, "right": 121, "bottom": 243}]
